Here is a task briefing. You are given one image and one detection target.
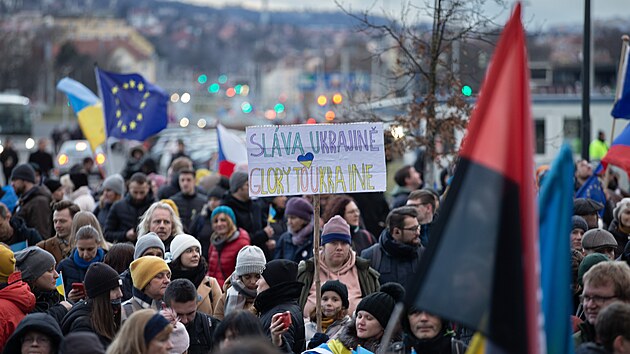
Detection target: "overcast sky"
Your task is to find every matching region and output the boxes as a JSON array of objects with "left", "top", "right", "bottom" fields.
[{"left": 180, "top": 0, "right": 629, "bottom": 29}]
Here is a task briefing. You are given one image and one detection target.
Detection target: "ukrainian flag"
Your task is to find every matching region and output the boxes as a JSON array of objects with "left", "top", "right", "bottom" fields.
[
  {"left": 56, "top": 271, "right": 65, "bottom": 300},
  {"left": 56, "top": 77, "right": 106, "bottom": 152}
]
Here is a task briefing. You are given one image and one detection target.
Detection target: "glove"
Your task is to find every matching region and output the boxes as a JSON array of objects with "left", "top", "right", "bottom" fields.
[{"left": 308, "top": 332, "right": 329, "bottom": 349}]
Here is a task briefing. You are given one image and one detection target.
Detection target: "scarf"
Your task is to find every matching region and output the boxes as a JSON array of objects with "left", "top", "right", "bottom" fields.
[
  {"left": 211, "top": 230, "right": 240, "bottom": 251},
  {"left": 291, "top": 221, "right": 314, "bottom": 246},
  {"left": 321, "top": 316, "right": 335, "bottom": 333},
  {"left": 169, "top": 261, "right": 208, "bottom": 288},
  {"left": 72, "top": 248, "right": 104, "bottom": 270},
  {"left": 224, "top": 272, "right": 258, "bottom": 317}
]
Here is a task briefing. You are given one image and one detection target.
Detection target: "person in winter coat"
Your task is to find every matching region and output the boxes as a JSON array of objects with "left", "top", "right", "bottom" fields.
[
  {"left": 401, "top": 307, "right": 467, "bottom": 354},
  {"left": 257, "top": 195, "right": 288, "bottom": 259},
  {"left": 2, "top": 313, "right": 64, "bottom": 354},
  {"left": 361, "top": 206, "right": 425, "bottom": 289},
  {"left": 57, "top": 225, "right": 106, "bottom": 301},
  {"left": 37, "top": 201, "right": 80, "bottom": 264},
  {"left": 164, "top": 279, "right": 221, "bottom": 354},
  {"left": 323, "top": 195, "right": 376, "bottom": 255},
  {"left": 93, "top": 174, "right": 125, "bottom": 229},
  {"left": 136, "top": 201, "right": 184, "bottom": 253},
  {"left": 62, "top": 173, "right": 95, "bottom": 212},
  {"left": 609, "top": 198, "right": 630, "bottom": 258},
  {"left": 11, "top": 163, "right": 53, "bottom": 238},
  {"left": 214, "top": 245, "right": 266, "bottom": 320},
  {"left": 189, "top": 186, "right": 225, "bottom": 259},
  {"left": 104, "top": 172, "right": 154, "bottom": 243},
  {"left": 304, "top": 280, "right": 352, "bottom": 349},
  {"left": 70, "top": 211, "right": 110, "bottom": 252},
  {"left": 59, "top": 332, "right": 106, "bottom": 354},
  {"left": 274, "top": 197, "right": 315, "bottom": 263},
  {"left": 304, "top": 283, "right": 405, "bottom": 354},
  {"left": 120, "top": 233, "right": 165, "bottom": 301},
  {"left": 14, "top": 247, "right": 71, "bottom": 324},
  {"left": 0, "top": 244, "right": 36, "bottom": 351},
  {"left": 170, "top": 169, "right": 207, "bottom": 230},
  {"left": 0, "top": 202, "right": 42, "bottom": 247},
  {"left": 168, "top": 234, "right": 223, "bottom": 316},
  {"left": 255, "top": 259, "right": 305, "bottom": 354},
  {"left": 299, "top": 216, "right": 380, "bottom": 317},
  {"left": 122, "top": 256, "right": 171, "bottom": 321},
  {"left": 60, "top": 262, "right": 123, "bottom": 348},
  {"left": 207, "top": 206, "right": 251, "bottom": 287}
]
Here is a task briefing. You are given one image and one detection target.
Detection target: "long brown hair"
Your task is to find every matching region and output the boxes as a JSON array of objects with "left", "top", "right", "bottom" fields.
[{"left": 91, "top": 293, "right": 120, "bottom": 340}]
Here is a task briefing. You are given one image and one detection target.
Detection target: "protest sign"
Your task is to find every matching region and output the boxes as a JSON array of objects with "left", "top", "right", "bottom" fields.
[{"left": 246, "top": 122, "right": 386, "bottom": 197}]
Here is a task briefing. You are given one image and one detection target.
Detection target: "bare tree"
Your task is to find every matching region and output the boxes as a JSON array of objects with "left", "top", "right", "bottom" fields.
[{"left": 337, "top": 0, "right": 505, "bottom": 186}]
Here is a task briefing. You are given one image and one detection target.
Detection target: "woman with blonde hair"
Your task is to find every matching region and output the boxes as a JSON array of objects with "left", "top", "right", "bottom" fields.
[
  {"left": 71, "top": 211, "right": 110, "bottom": 251},
  {"left": 106, "top": 309, "right": 173, "bottom": 354}
]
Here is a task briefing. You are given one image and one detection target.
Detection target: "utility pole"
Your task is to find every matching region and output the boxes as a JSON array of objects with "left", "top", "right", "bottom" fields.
[{"left": 581, "top": 0, "right": 591, "bottom": 160}]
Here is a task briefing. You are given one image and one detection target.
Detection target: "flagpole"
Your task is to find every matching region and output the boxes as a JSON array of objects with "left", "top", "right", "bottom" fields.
[
  {"left": 94, "top": 64, "right": 113, "bottom": 177},
  {"left": 603, "top": 35, "right": 629, "bottom": 188},
  {"left": 312, "top": 194, "right": 322, "bottom": 332}
]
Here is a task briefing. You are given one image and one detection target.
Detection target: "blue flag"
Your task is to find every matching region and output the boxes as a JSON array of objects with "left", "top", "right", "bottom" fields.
[
  {"left": 539, "top": 144, "right": 574, "bottom": 354},
  {"left": 575, "top": 164, "right": 606, "bottom": 217},
  {"left": 9, "top": 240, "right": 27, "bottom": 252},
  {"left": 96, "top": 68, "right": 168, "bottom": 141},
  {"left": 612, "top": 41, "right": 630, "bottom": 119}
]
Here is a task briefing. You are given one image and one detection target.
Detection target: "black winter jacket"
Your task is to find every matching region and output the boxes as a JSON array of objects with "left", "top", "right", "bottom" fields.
[
  {"left": 60, "top": 300, "right": 112, "bottom": 348},
  {"left": 15, "top": 185, "right": 52, "bottom": 239},
  {"left": 5, "top": 215, "right": 42, "bottom": 247},
  {"left": 93, "top": 202, "right": 113, "bottom": 229},
  {"left": 186, "top": 311, "right": 221, "bottom": 354},
  {"left": 32, "top": 289, "right": 68, "bottom": 325},
  {"left": 120, "top": 268, "right": 133, "bottom": 302},
  {"left": 361, "top": 229, "right": 424, "bottom": 289},
  {"left": 171, "top": 191, "right": 207, "bottom": 230},
  {"left": 255, "top": 281, "right": 305, "bottom": 354},
  {"left": 104, "top": 193, "right": 154, "bottom": 243}
]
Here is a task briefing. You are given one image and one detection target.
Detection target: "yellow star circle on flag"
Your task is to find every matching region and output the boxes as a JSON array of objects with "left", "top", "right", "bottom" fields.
[
  {"left": 138, "top": 83, "right": 145, "bottom": 91},
  {"left": 137, "top": 113, "right": 143, "bottom": 121},
  {"left": 130, "top": 80, "right": 136, "bottom": 88},
  {"left": 130, "top": 121, "right": 137, "bottom": 130}
]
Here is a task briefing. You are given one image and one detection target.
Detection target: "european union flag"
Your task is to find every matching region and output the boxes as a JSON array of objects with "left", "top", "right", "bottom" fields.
[
  {"left": 575, "top": 164, "right": 606, "bottom": 217},
  {"left": 96, "top": 68, "right": 168, "bottom": 141}
]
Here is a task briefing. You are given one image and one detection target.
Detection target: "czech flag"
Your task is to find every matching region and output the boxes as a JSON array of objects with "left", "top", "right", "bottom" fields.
[
  {"left": 602, "top": 121, "right": 630, "bottom": 176},
  {"left": 56, "top": 77, "right": 106, "bottom": 152},
  {"left": 217, "top": 124, "right": 247, "bottom": 177},
  {"left": 406, "top": 4, "right": 543, "bottom": 354}
]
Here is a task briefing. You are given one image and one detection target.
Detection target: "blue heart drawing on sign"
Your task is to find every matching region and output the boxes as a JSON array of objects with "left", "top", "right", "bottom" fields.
[{"left": 297, "top": 152, "right": 314, "bottom": 168}]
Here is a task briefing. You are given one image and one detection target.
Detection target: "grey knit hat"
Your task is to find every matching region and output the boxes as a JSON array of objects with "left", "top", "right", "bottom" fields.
[
  {"left": 102, "top": 173, "right": 125, "bottom": 196},
  {"left": 134, "top": 232, "right": 166, "bottom": 260},
  {"left": 11, "top": 164, "right": 36, "bottom": 183},
  {"left": 571, "top": 216, "right": 588, "bottom": 233},
  {"left": 14, "top": 247, "right": 56, "bottom": 284},
  {"left": 229, "top": 171, "right": 249, "bottom": 194},
  {"left": 236, "top": 245, "right": 266, "bottom": 276}
]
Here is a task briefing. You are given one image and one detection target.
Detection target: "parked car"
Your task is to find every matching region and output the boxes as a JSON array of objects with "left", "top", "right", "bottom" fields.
[{"left": 55, "top": 140, "right": 107, "bottom": 178}]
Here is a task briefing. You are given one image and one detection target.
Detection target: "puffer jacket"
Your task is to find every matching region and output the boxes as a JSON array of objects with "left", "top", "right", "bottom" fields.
[
  {"left": 104, "top": 193, "right": 154, "bottom": 243},
  {"left": 170, "top": 191, "right": 207, "bottom": 230},
  {"left": 15, "top": 186, "right": 52, "bottom": 239},
  {"left": 0, "top": 272, "right": 36, "bottom": 351},
  {"left": 207, "top": 228, "right": 250, "bottom": 287}
]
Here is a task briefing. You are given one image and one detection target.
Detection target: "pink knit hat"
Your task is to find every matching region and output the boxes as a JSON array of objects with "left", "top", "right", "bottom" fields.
[{"left": 321, "top": 215, "right": 351, "bottom": 245}]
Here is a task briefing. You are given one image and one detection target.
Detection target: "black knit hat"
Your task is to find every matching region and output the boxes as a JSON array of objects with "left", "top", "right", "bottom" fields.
[
  {"left": 44, "top": 179, "right": 62, "bottom": 193},
  {"left": 262, "top": 259, "right": 298, "bottom": 287},
  {"left": 356, "top": 283, "right": 405, "bottom": 329},
  {"left": 321, "top": 280, "right": 349, "bottom": 309},
  {"left": 84, "top": 263, "right": 121, "bottom": 299},
  {"left": 11, "top": 164, "right": 36, "bottom": 183},
  {"left": 571, "top": 215, "right": 588, "bottom": 232}
]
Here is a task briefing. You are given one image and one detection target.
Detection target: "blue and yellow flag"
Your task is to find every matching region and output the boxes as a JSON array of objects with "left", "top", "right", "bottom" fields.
[
  {"left": 268, "top": 204, "right": 277, "bottom": 223},
  {"left": 56, "top": 271, "right": 65, "bottom": 299},
  {"left": 96, "top": 68, "right": 168, "bottom": 142},
  {"left": 56, "top": 77, "right": 106, "bottom": 152}
]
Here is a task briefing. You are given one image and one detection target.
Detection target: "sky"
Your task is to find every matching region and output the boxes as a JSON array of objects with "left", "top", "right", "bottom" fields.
[{"left": 179, "top": 0, "right": 629, "bottom": 29}]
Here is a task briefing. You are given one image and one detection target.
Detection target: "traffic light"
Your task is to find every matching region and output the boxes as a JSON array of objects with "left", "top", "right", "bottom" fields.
[
  {"left": 274, "top": 103, "right": 285, "bottom": 114},
  {"left": 241, "top": 102, "right": 253, "bottom": 114},
  {"left": 218, "top": 74, "right": 228, "bottom": 84},
  {"left": 208, "top": 83, "right": 220, "bottom": 93},
  {"left": 197, "top": 74, "right": 208, "bottom": 84},
  {"left": 325, "top": 110, "right": 335, "bottom": 121},
  {"left": 332, "top": 93, "right": 343, "bottom": 104}
]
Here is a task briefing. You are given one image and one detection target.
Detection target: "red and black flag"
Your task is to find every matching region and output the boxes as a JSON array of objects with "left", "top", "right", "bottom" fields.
[{"left": 407, "top": 4, "right": 542, "bottom": 354}]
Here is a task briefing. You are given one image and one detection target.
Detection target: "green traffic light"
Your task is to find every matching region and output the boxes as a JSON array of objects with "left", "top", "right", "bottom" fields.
[
  {"left": 218, "top": 75, "right": 228, "bottom": 84},
  {"left": 241, "top": 102, "right": 253, "bottom": 113},
  {"left": 461, "top": 85, "right": 472, "bottom": 96},
  {"left": 235, "top": 85, "right": 242, "bottom": 95},
  {"left": 198, "top": 74, "right": 208, "bottom": 84}
]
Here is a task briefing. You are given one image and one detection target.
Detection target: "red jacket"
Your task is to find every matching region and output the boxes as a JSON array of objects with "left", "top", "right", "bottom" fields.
[
  {"left": 0, "top": 272, "right": 36, "bottom": 351},
  {"left": 207, "top": 228, "right": 250, "bottom": 287}
]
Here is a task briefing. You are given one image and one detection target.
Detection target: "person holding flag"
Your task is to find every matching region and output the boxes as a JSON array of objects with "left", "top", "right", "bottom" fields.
[{"left": 14, "top": 247, "right": 71, "bottom": 325}]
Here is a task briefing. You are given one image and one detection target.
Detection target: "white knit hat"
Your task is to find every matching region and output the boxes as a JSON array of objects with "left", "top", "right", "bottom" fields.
[
  {"left": 170, "top": 234, "right": 202, "bottom": 262},
  {"left": 235, "top": 245, "right": 266, "bottom": 276}
]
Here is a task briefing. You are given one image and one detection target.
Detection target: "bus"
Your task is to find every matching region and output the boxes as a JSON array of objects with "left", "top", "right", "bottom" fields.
[{"left": 0, "top": 93, "right": 35, "bottom": 155}]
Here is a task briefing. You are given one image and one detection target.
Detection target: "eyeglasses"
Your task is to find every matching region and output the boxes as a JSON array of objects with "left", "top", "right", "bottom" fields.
[
  {"left": 402, "top": 225, "right": 421, "bottom": 232},
  {"left": 22, "top": 335, "right": 51, "bottom": 345},
  {"left": 580, "top": 294, "right": 617, "bottom": 305}
]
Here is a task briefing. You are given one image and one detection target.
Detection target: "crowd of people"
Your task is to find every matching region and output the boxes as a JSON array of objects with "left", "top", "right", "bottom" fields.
[{"left": 0, "top": 138, "right": 629, "bottom": 354}]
